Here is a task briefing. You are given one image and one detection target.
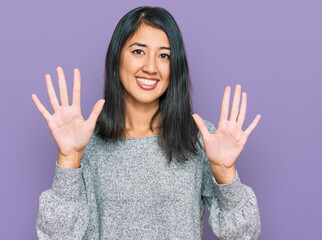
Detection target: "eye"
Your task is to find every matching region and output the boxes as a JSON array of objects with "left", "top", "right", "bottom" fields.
[
  {"left": 132, "top": 49, "right": 144, "bottom": 55},
  {"left": 160, "top": 53, "right": 170, "bottom": 59}
]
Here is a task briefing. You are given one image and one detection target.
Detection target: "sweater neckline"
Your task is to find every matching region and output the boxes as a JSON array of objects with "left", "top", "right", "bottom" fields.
[{"left": 120, "top": 134, "right": 159, "bottom": 141}]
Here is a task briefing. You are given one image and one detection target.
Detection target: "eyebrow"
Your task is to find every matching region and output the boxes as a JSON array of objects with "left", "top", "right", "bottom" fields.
[{"left": 129, "top": 42, "right": 171, "bottom": 50}]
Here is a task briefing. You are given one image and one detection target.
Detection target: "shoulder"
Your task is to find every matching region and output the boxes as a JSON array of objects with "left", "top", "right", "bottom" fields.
[
  {"left": 81, "top": 132, "right": 108, "bottom": 167},
  {"left": 83, "top": 133, "right": 98, "bottom": 155}
]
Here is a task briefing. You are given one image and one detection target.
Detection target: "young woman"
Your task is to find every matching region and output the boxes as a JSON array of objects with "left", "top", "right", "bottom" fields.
[{"left": 32, "top": 6, "right": 261, "bottom": 239}]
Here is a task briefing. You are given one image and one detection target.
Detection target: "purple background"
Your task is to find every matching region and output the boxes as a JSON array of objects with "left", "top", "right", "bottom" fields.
[{"left": 1, "top": 0, "right": 321, "bottom": 239}]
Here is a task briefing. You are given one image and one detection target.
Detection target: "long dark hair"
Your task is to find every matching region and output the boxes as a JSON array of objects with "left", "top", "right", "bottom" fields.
[{"left": 94, "top": 6, "right": 202, "bottom": 163}]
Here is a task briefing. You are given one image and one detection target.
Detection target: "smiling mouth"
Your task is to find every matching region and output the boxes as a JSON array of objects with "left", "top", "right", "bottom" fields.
[
  {"left": 136, "top": 77, "right": 159, "bottom": 85},
  {"left": 135, "top": 77, "right": 159, "bottom": 90}
]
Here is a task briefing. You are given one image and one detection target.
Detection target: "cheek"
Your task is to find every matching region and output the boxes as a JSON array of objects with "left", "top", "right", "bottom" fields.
[
  {"left": 120, "top": 54, "right": 141, "bottom": 78},
  {"left": 159, "top": 63, "right": 170, "bottom": 80},
  {"left": 125, "top": 57, "right": 142, "bottom": 73}
]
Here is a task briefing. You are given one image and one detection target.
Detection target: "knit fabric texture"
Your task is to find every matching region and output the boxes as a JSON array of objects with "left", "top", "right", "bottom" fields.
[{"left": 36, "top": 120, "right": 261, "bottom": 239}]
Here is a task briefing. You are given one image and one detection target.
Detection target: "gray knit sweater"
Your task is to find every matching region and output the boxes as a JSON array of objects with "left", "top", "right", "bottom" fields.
[{"left": 36, "top": 120, "right": 261, "bottom": 239}]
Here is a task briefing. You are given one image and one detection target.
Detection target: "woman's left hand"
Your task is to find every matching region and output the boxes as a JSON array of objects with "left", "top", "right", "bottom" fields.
[{"left": 192, "top": 84, "right": 261, "bottom": 184}]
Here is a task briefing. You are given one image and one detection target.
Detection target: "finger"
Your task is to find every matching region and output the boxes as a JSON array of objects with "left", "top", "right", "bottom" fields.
[
  {"left": 237, "top": 92, "right": 247, "bottom": 127},
  {"left": 86, "top": 99, "right": 105, "bottom": 128},
  {"left": 219, "top": 86, "right": 231, "bottom": 122},
  {"left": 31, "top": 94, "right": 52, "bottom": 122},
  {"left": 56, "top": 66, "right": 69, "bottom": 106},
  {"left": 45, "top": 74, "right": 60, "bottom": 112},
  {"left": 72, "top": 68, "right": 81, "bottom": 107},
  {"left": 229, "top": 84, "right": 241, "bottom": 121},
  {"left": 244, "top": 114, "right": 261, "bottom": 138},
  {"left": 192, "top": 114, "right": 211, "bottom": 140}
]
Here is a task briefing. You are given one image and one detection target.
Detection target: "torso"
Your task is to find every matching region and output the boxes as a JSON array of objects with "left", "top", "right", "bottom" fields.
[{"left": 82, "top": 133, "right": 205, "bottom": 239}]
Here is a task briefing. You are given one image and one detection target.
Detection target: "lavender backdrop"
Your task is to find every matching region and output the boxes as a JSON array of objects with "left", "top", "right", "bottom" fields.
[{"left": 1, "top": 0, "right": 321, "bottom": 239}]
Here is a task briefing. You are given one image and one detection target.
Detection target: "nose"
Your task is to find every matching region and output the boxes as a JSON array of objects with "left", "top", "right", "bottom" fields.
[{"left": 142, "top": 54, "right": 157, "bottom": 74}]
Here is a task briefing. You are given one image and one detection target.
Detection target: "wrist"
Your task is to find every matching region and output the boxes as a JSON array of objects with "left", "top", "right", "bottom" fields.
[
  {"left": 57, "top": 150, "right": 83, "bottom": 169},
  {"left": 210, "top": 164, "right": 236, "bottom": 184}
]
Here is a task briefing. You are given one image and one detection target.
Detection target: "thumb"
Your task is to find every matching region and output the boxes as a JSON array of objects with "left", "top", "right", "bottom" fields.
[
  {"left": 192, "top": 114, "right": 211, "bottom": 140},
  {"left": 87, "top": 99, "right": 105, "bottom": 127}
]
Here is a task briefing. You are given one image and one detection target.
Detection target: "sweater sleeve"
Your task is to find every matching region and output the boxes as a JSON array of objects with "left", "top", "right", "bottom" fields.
[
  {"left": 36, "top": 139, "right": 99, "bottom": 240},
  {"left": 200, "top": 120, "right": 261, "bottom": 240}
]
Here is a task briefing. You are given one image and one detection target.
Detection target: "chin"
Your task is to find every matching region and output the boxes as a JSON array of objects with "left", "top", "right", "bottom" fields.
[
  {"left": 136, "top": 97, "right": 160, "bottom": 105},
  {"left": 124, "top": 93, "right": 159, "bottom": 105}
]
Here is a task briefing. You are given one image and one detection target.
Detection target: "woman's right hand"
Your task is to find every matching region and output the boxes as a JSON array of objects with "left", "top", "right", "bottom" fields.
[{"left": 31, "top": 66, "right": 105, "bottom": 168}]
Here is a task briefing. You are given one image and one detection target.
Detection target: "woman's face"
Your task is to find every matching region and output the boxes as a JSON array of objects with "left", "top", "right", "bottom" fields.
[{"left": 120, "top": 23, "right": 171, "bottom": 106}]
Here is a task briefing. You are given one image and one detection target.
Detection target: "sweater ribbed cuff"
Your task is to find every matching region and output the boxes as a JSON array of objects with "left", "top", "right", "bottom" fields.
[
  {"left": 212, "top": 171, "right": 247, "bottom": 211},
  {"left": 51, "top": 161, "right": 84, "bottom": 200}
]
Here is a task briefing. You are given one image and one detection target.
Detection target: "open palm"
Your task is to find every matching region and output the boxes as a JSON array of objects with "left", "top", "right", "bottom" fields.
[
  {"left": 31, "top": 66, "right": 105, "bottom": 157},
  {"left": 193, "top": 85, "right": 261, "bottom": 181}
]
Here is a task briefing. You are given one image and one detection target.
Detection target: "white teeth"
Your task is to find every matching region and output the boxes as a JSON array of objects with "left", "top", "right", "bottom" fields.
[{"left": 136, "top": 78, "right": 158, "bottom": 86}]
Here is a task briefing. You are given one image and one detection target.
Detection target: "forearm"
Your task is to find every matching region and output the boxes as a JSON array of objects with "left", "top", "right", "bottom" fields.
[
  {"left": 208, "top": 172, "right": 261, "bottom": 239},
  {"left": 36, "top": 163, "right": 89, "bottom": 239}
]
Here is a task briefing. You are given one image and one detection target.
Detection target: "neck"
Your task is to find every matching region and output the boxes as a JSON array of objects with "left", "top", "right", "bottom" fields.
[{"left": 123, "top": 98, "right": 160, "bottom": 138}]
